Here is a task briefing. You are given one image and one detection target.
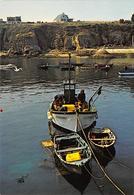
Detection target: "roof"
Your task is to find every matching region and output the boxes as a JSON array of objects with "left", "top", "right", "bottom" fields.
[{"left": 54, "top": 12, "right": 69, "bottom": 22}]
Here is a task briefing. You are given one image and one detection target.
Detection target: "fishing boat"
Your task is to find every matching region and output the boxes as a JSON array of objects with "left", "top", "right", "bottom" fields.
[
  {"left": 94, "top": 64, "right": 113, "bottom": 69},
  {"left": 88, "top": 127, "right": 116, "bottom": 149},
  {"left": 71, "top": 62, "right": 84, "bottom": 67},
  {"left": 118, "top": 67, "right": 134, "bottom": 76},
  {"left": 47, "top": 53, "right": 102, "bottom": 132},
  {"left": 59, "top": 62, "right": 84, "bottom": 67},
  {"left": 54, "top": 133, "right": 92, "bottom": 174},
  {"left": 39, "top": 63, "right": 48, "bottom": 70},
  {"left": 0, "top": 64, "right": 22, "bottom": 71},
  {"left": 61, "top": 66, "right": 75, "bottom": 71},
  {"left": 100, "top": 65, "right": 111, "bottom": 72},
  {"left": 94, "top": 64, "right": 113, "bottom": 72}
]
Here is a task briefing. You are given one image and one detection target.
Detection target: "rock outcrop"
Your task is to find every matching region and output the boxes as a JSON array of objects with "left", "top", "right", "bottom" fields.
[
  {"left": 0, "top": 22, "right": 134, "bottom": 56},
  {"left": 93, "top": 48, "right": 113, "bottom": 58}
]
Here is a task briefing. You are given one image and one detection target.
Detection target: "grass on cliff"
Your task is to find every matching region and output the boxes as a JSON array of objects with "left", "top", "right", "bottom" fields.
[{"left": 60, "top": 20, "right": 133, "bottom": 27}]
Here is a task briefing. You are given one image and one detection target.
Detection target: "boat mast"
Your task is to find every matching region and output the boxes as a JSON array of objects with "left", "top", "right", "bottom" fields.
[{"left": 68, "top": 52, "right": 71, "bottom": 103}]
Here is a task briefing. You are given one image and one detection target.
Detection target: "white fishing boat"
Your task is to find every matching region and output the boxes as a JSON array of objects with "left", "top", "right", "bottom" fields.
[
  {"left": 47, "top": 83, "right": 102, "bottom": 132},
  {"left": 0, "top": 64, "right": 22, "bottom": 71},
  {"left": 88, "top": 127, "right": 116, "bottom": 149},
  {"left": 118, "top": 67, "right": 134, "bottom": 76},
  {"left": 47, "top": 53, "right": 102, "bottom": 132},
  {"left": 54, "top": 133, "right": 92, "bottom": 174}
]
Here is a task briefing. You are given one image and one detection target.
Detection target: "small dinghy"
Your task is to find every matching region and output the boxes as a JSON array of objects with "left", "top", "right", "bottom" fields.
[
  {"left": 39, "top": 64, "right": 48, "bottom": 70},
  {"left": 61, "top": 66, "right": 75, "bottom": 71},
  {"left": 88, "top": 127, "right": 116, "bottom": 149},
  {"left": 100, "top": 65, "right": 111, "bottom": 72},
  {"left": 54, "top": 133, "right": 92, "bottom": 174},
  {"left": 94, "top": 64, "right": 113, "bottom": 69},
  {"left": 59, "top": 62, "right": 84, "bottom": 67}
]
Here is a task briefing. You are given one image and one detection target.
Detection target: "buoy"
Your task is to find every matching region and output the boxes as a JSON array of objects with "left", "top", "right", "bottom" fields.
[
  {"left": 0, "top": 108, "right": 3, "bottom": 112},
  {"left": 16, "top": 177, "right": 24, "bottom": 183}
]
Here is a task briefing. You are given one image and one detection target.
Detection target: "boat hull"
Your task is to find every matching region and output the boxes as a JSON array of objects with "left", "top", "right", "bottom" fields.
[
  {"left": 119, "top": 72, "right": 134, "bottom": 76},
  {"left": 61, "top": 67, "right": 75, "bottom": 71},
  {"left": 54, "top": 153, "right": 89, "bottom": 174},
  {"left": 119, "top": 69, "right": 134, "bottom": 76},
  {"left": 49, "top": 111, "right": 97, "bottom": 132},
  {"left": 60, "top": 160, "right": 88, "bottom": 174},
  {"left": 89, "top": 140, "right": 115, "bottom": 151}
]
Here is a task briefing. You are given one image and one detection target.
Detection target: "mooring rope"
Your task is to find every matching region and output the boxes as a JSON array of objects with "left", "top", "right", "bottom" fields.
[
  {"left": 84, "top": 165, "right": 105, "bottom": 195},
  {"left": 92, "top": 145, "right": 130, "bottom": 170},
  {"left": 84, "top": 164, "right": 105, "bottom": 180},
  {"left": 76, "top": 112, "right": 127, "bottom": 195}
]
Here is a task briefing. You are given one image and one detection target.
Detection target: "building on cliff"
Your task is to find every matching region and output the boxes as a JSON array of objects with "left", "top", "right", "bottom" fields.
[
  {"left": 0, "top": 19, "right": 6, "bottom": 24},
  {"left": 7, "top": 16, "right": 21, "bottom": 24},
  {"left": 132, "top": 35, "right": 134, "bottom": 47},
  {"left": 54, "top": 13, "right": 73, "bottom": 22}
]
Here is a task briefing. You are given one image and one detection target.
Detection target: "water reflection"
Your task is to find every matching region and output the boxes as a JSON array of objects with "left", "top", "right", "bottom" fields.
[
  {"left": 0, "top": 57, "right": 133, "bottom": 195},
  {"left": 53, "top": 142, "right": 116, "bottom": 194},
  {"left": 54, "top": 153, "right": 91, "bottom": 195},
  {"left": 46, "top": 120, "right": 116, "bottom": 194},
  {"left": 0, "top": 57, "right": 134, "bottom": 94},
  {"left": 92, "top": 146, "right": 116, "bottom": 168}
]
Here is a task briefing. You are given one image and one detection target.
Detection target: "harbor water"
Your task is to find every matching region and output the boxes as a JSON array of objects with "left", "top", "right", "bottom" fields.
[{"left": 0, "top": 56, "right": 134, "bottom": 195}]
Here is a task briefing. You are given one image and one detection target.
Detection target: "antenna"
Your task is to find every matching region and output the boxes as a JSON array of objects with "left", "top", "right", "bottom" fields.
[{"left": 68, "top": 52, "right": 71, "bottom": 103}]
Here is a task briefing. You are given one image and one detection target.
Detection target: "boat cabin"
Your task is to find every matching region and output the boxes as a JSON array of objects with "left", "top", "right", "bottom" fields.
[
  {"left": 64, "top": 83, "right": 76, "bottom": 104},
  {"left": 51, "top": 82, "right": 91, "bottom": 112}
]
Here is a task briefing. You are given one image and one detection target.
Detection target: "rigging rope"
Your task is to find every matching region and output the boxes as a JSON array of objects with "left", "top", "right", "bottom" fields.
[
  {"left": 76, "top": 112, "right": 127, "bottom": 195},
  {"left": 84, "top": 165, "right": 105, "bottom": 195}
]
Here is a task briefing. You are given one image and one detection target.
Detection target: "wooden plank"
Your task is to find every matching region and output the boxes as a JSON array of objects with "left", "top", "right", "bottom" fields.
[
  {"left": 89, "top": 138, "right": 115, "bottom": 141},
  {"left": 56, "top": 146, "right": 86, "bottom": 153}
]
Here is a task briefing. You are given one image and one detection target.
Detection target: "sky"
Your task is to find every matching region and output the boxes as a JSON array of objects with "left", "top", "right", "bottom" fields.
[{"left": 0, "top": 0, "right": 134, "bottom": 22}]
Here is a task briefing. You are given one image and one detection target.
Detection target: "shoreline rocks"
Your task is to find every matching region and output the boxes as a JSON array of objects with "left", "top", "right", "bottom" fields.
[{"left": 0, "top": 22, "right": 134, "bottom": 58}]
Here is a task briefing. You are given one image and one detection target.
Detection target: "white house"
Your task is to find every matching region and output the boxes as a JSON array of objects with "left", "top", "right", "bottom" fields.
[{"left": 54, "top": 13, "right": 73, "bottom": 23}]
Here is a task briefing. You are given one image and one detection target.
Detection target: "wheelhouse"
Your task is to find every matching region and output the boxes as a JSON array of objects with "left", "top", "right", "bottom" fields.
[{"left": 64, "top": 83, "right": 76, "bottom": 104}]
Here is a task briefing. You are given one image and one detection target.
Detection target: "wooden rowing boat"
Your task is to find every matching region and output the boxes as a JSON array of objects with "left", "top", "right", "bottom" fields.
[
  {"left": 54, "top": 133, "right": 92, "bottom": 174},
  {"left": 88, "top": 127, "right": 116, "bottom": 149}
]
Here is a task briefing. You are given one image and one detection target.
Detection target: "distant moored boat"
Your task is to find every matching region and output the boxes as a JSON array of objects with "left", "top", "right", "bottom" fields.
[{"left": 118, "top": 67, "right": 134, "bottom": 76}]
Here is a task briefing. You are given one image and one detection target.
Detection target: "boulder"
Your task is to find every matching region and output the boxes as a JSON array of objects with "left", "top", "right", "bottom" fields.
[{"left": 93, "top": 48, "right": 114, "bottom": 58}]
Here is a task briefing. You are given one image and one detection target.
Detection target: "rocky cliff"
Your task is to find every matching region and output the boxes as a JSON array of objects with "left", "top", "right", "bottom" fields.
[{"left": 0, "top": 22, "right": 134, "bottom": 56}]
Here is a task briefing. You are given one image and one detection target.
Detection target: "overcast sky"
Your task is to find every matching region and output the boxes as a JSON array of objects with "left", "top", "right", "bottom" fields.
[{"left": 0, "top": 0, "right": 133, "bottom": 22}]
